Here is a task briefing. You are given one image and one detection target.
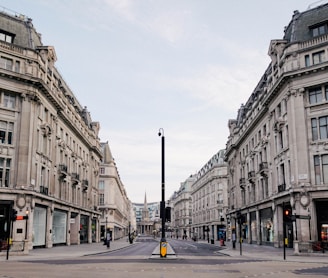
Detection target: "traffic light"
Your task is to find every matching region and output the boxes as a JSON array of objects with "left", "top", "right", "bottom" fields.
[
  {"left": 165, "top": 207, "right": 171, "bottom": 222},
  {"left": 283, "top": 208, "right": 292, "bottom": 222},
  {"left": 11, "top": 209, "right": 17, "bottom": 221}
]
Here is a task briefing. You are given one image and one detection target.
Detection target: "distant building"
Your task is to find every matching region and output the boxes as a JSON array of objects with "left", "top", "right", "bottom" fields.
[
  {"left": 98, "top": 142, "right": 132, "bottom": 240},
  {"left": 191, "top": 150, "right": 228, "bottom": 242},
  {"left": 169, "top": 174, "right": 196, "bottom": 239},
  {"left": 133, "top": 194, "right": 160, "bottom": 235},
  {"left": 225, "top": 4, "right": 328, "bottom": 252},
  {"left": 0, "top": 9, "right": 102, "bottom": 251}
]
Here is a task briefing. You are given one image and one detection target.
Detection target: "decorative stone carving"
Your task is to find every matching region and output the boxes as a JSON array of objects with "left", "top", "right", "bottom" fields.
[
  {"left": 300, "top": 191, "right": 310, "bottom": 208},
  {"left": 40, "top": 123, "right": 52, "bottom": 137}
]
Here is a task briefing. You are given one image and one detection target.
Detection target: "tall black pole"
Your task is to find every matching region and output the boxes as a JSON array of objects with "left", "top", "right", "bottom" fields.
[
  {"left": 159, "top": 129, "right": 165, "bottom": 241},
  {"left": 283, "top": 202, "right": 286, "bottom": 260},
  {"left": 158, "top": 128, "right": 166, "bottom": 257}
]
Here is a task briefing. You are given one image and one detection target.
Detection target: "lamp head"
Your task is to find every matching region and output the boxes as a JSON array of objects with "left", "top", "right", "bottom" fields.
[{"left": 158, "top": 128, "right": 164, "bottom": 137}]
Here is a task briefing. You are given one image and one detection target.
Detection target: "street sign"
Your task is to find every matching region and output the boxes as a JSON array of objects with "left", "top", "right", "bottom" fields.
[{"left": 295, "top": 215, "right": 311, "bottom": 220}]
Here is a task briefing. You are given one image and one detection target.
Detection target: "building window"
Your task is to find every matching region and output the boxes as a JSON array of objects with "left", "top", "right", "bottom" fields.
[
  {"left": 3, "top": 93, "right": 15, "bottom": 109},
  {"left": 312, "top": 116, "right": 328, "bottom": 141},
  {"left": 319, "top": 116, "right": 328, "bottom": 139},
  {"left": 40, "top": 166, "right": 46, "bottom": 186},
  {"left": 312, "top": 50, "right": 325, "bottom": 65},
  {"left": 305, "top": 55, "right": 310, "bottom": 67},
  {"left": 0, "top": 121, "right": 13, "bottom": 144},
  {"left": 0, "top": 56, "right": 13, "bottom": 70},
  {"left": 251, "top": 184, "right": 256, "bottom": 203},
  {"left": 241, "top": 189, "right": 246, "bottom": 206},
  {"left": 277, "top": 130, "right": 284, "bottom": 150},
  {"left": 309, "top": 87, "right": 323, "bottom": 104},
  {"left": 314, "top": 154, "right": 328, "bottom": 184},
  {"left": 314, "top": 155, "right": 321, "bottom": 184},
  {"left": 277, "top": 103, "right": 281, "bottom": 117},
  {"left": 14, "top": 61, "right": 20, "bottom": 73},
  {"left": 312, "top": 118, "right": 318, "bottom": 141},
  {"left": 321, "top": 155, "right": 328, "bottom": 183},
  {"left": 311, "top": 24, "right": 326, "bottom": 37},
  {"left": 98, "top": 180, "right": 104, "bottom": 190},
  {"left": 100, "top": 167, "right": 105, "bottom": 174},
  {"left": 263, "top": 124, "right": 267, "bottom": 136},
  {"left": 99, "top": 193, "right": 104, "bottom": 205},
  {"left": 0, "top": 31, "right": 14, "bottom": 43},
  {"left": 0, "top": 158, "right": 11, "bottom": 187}
]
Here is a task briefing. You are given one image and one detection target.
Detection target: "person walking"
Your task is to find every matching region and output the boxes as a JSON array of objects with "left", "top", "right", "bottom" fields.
[{"left": 106, "top": 231, "right": 111, "bottom": 248}]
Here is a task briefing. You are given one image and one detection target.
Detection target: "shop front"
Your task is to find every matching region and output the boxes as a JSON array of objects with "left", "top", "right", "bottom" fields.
[
  {"left": 260, "top": 208, "right": 274, "bottom": 245},
  {"left": 250, "top": 211, "right": 257, "bottom": 243},
  {"left": 80, "top": 215, "right": 89, "bottom": 243},
  {"left": 33, "top": 206, "right": 47, "bottom": 247},
  {"left": 316, "top": 200, "right": 328, "bottom": 248},
  {"left": 52, "top": 210, "right": 67, "bottom": 245}
]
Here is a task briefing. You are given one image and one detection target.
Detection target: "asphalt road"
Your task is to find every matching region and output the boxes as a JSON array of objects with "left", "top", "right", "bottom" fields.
[{"left": 1, "top": 237, "right": 328, "bottom": 277}]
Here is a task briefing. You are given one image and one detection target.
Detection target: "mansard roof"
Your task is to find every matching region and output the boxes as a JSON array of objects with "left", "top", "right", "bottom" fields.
[
  {"left": 231, "top": 3, "right": 328, "bottom": 128},
  {"left": 283, "top": 3, "right": 328, "bottom": 43},
  {"left": 100, "top": 142, "right": 114, "bottom": 164},
  {"left": 0, "top": 10, "right": 43, "bottom": 48}
]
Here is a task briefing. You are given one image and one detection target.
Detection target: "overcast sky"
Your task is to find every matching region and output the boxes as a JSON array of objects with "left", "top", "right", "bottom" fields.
[{"left": 1, "top": 0, "right": 324, "bottom": 203}]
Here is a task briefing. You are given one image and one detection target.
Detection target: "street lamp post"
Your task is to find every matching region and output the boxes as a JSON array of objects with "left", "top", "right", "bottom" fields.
[{"left": 158, "top": 128, "right": 166, "bottom": 257}]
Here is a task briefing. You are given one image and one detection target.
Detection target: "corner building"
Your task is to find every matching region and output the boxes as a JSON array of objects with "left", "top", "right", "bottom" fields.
[
  {"left": 225, "top": 4, "right": 328, "bottom": 252},
  {"left": 0, "top": 10, "right": 102, "bottom": 251}
]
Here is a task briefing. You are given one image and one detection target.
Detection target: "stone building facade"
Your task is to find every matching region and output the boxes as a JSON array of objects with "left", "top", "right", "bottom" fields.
[
  {"left": 169, "top": 174, "right": 196, "bottom": 239},
  {"left": 225, "top": 4, "right": 328, "bottom": 252},
  {"left": 191, "top": 150, "right": 228, "bottom": 242},
  {"left": 98, "top": 142, "right": 132, "bottom": 241},
  {"left": 0, "top": 9, "right": 102, "bottom": 252}
]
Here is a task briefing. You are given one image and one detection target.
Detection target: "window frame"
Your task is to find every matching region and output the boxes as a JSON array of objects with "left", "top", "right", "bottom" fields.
[{"left": 309, "top": 87, "right": 323, "bottom": 104}]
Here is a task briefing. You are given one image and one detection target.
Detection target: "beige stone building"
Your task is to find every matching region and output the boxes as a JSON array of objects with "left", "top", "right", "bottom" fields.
[
  {"left": 0, "top": 9, "right": 102, "bottom": 252},
  {"left": 225, "top": 4, "right": 328, "bottom": 252},
  {"left": 191, "top": 150, "right": 228, "bottom": 242},
  {"left": 170, "top": 174, "right": 196, "bottom": 239},
  {"left": 98, "top": 142, "right": 132, "bottom": 240}
]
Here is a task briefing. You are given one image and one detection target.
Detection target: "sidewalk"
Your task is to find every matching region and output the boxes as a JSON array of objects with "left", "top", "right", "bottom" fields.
[
  {"left": 197, "top": 239, "right": 328, "bottom": 263},
  {"left": 0, "top": 237, "right": 134, "bottom": 261}
]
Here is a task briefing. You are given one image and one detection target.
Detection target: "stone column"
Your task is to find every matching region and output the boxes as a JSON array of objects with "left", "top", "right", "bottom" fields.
[{"left": 46, "top": 206, "right": 53, "bottom": 248}]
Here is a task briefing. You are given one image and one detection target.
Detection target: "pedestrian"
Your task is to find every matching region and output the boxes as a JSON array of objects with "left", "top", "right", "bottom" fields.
[
  {"left": 106, "top": 232, "right": 111, "bottom": 248},
  {"left": 232, "top": 232, "right": 236, "bottom": 249}
]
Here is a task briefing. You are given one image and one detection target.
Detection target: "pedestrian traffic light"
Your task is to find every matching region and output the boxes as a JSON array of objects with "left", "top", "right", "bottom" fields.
[
  {"left": 11, "top": 209, "right": 17, "bottom": 221},
  {"left": 283, "top": 208, "right": 292, "bottom": 222}
]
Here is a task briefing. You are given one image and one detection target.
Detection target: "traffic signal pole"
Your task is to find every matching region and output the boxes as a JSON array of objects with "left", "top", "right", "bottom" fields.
[{"left": 283, "top": 218, "right": 286, "bottom": 260}]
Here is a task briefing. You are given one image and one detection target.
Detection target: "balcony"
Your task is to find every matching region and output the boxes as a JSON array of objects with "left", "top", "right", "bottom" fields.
[
  {"left": 259, "top": 162, "right": 268, "bottom": 177},
  {"left": 82, "top": 179, "right": 89, "bottom": 191},
  {"left": 278, "top": 183, "right": 286, "bottom": 193},
  {"left": 248, "top": 171, "right": 255, "bottom": 183},
  {"left": 40, "top": 185, "right": 48, "bottom": 195},
  {"left": 71, "top": 173, "right": 80, "bottom": 185},
  {"left": 239, "top": 178, "right": 246, "bottom": 189},
  {"left": 58, "top": 164, "right": 68, "bottom": 179}
]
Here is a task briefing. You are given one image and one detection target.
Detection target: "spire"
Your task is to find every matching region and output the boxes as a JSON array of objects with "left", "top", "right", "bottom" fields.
[
  {"left": 142, "top": 191, "right": 149, "bottom": 221},
  {"left": 144, "top": 191, "right": 147, "bottom": 208}
]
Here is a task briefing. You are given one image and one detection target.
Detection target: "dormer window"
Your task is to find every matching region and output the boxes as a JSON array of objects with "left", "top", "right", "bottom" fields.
[
  {"left": 311, "top": 23, "right": 327, "bottom": 37},
  {"left": 0, "top": 30, "right": 14, "bottom": 43}
]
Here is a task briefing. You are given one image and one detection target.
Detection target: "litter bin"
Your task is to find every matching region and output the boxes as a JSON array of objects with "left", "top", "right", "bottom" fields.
[{"left": 211, "top": 239, "right": 214, "bottom": 244}]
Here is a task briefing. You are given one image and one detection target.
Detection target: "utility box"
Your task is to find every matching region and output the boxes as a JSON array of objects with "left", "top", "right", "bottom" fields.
[{"left": 160, "top": 241, "right": 167, "bottom": 257}]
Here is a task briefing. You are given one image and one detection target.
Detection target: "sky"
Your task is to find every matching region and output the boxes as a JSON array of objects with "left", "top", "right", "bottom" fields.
[{"left": 0, "top": 0, "right": 324, "bottom": 203}]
